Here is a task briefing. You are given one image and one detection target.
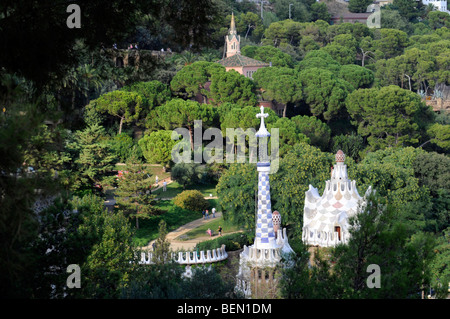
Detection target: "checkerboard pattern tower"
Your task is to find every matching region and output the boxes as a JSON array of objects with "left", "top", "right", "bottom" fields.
[{"left": 255, "top": 106, "right": 277, "bottom": 249}]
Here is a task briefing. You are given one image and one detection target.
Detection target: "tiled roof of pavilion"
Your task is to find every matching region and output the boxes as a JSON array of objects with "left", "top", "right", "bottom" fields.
[{"left": 216, "top": 54, "right": 269, "bottom": 68}]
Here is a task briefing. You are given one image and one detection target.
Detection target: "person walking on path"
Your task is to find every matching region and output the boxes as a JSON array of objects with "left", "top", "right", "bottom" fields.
[
  {"left": 163, "top": 181, "right": 167, "bottom": 191},
  {"left": 202, "top": 210, "right": 206, "bottom": 220},
  {"left": 155, "top": 175, "right": 158, "bottom": 185},
  {"left": 218, "top": 226, "right": 222, "bottom": 236},
  {"left": 207, "top": 228, "right": 212, "bottom": 237},
  {"left": 205, "top": 209, "right": 209, "bottom": 219},
  {"left": 212, "top": 207, "right": 216, "bottom": 218}
]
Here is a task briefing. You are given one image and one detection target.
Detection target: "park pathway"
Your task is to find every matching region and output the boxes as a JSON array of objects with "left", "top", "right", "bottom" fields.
[
  {"left": 104, "top": 176, "right": 224, "bottom": 251},
  {"left": 142, "top": 212, "right": 226, "bottom": 251}
]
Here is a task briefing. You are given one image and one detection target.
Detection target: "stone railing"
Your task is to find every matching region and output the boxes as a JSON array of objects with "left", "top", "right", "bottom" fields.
[
  {"left": 235, "top": 278, "right": 252, "bottom": 299},
  {"left": 239, "top": 228, "right": 291, "bottom": 269},
  {"left": 302, "top": 227, "right": 347, "bottom": 247},
  {"left": 139, "top": 244, "right": 228, "bottom": 265},
  {"left": 240, "top": 245, "right": 281, "bottom": 268}
]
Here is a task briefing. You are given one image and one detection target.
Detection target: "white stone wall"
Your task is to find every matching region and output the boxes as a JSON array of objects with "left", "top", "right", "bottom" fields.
[
  {"left": 139, "top": 244, "right": 228, "bottom": 265},
  {"left": 422, "top": 0, "right": 449, "bottom": 12}
]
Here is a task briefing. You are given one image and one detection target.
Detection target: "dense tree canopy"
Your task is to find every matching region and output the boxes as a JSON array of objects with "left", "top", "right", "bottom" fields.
[
  {"left": 392, "top": 0, "right": 426, "bottom": 22},
  {"left": 253, "top": 67, "right": 302, "bottom": 117},
  {"left": 1, "top": 0, "right": 449, "bottom": 300},
  {"left": 373, "top": 28, "right": 409, "bottom": 59},
  {"left": 87, "top": 90, "right": 144, "bottom": 134},
  {"left": 338, "top": 64, "right": 374, "bottom": 89},
  {"left": 152, "top": 98, "right": 217, "bottom": 151},
  {"left": 271, "top": 143, "right": 334, "bottom": 235},
  {"left": 170, "top": 61, "right": 225, "bottom": 102},
  {"left": 253, "top": 46, "right": 294, "bottom": 68},
  {"left": 299, "top": 67, "right": 354, "bottom": 120},
  {"left": 289, "top": 115, "right": 332, "bottom": 151},
  {"left": 296, "top": 50, "right": 341, "bottom": 74},
  {"left": 267, "top": 117, "right": 310, "bottom": 156},
  {"left": 139, "top": 130, "right": 180, "bottom": 169},
  {"left": 122, "top": 80, "right": 172, "bottom": 111},
  {"left": 216, "top": 163, "right": 257, "bottom": 232},
  {"left": 209, "top": 70, "right": 258, "bottom": 107},
  {"left": 348, "top": 0, "right": 373, "bottom": 13},
  {"left": 346, "top": 85, "right": 434, "bottom": 151}
]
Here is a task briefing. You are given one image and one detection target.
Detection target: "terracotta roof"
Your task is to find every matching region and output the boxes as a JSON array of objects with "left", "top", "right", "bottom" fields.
[{"left": 216, "top": 54, "right": 269, "bottom": 68}]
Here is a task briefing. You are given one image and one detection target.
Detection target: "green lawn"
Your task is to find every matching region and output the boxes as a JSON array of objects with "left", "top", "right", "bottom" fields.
[
  {"left": 115, "top": 163, "right": 171, "bottom": 183},
  {"left": 176, "top": 216, "right": 241, "bottom": 241},
  {"left": 132, "top": 198, "right": 218, "bottom": 247},
  {"left": 151, "top": 181, "right": 183, "bottom": 198},
  {"left": 152, "top": 181, "right": 218, "bottom": 199},
  {"left": 111, "top": 166, "right": 220, "bottom": 246}
]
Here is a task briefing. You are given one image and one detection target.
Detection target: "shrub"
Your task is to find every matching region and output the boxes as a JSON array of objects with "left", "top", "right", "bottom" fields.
[
  {"left": 109, "top": 133, "right": 142, "bottom": 163},
  {"left": 170, "top": 163, "right": 206, "bottom": 189},
  {"left": 195, "top": 233, "right": 251, "bottom": 252},
  {"left": 173, "top": 190, "right": 209, "bottom": 212},
  {"left": 331, "top": 133, "right": 365, "bottom": 162}
]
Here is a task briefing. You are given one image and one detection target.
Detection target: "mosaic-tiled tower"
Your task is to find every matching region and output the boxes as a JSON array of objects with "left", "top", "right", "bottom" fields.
[
  {"left": 255, "top": 106, "right": 277, "bottom": 249},
  {"left": 302, "top": 150, "right": 372, "bottom": 247},
  {"left": 235, "top": 106, "right": 293, "bottom": 298}
]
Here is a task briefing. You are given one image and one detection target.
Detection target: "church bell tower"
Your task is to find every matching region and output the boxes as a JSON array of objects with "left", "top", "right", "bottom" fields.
[{"left": 225, "top": 13, "right": 240, "bottom": 58}]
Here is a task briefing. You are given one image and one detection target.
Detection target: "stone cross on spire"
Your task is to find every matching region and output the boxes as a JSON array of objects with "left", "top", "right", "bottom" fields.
[
  {"left": 256, "top": 105, "right": 270, "bottom": 138},
  {"left": 256, "top": 105, "right": 269, "bottom": 120}
]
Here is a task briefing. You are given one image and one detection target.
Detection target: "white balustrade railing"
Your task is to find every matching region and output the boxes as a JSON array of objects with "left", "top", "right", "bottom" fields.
[
  {"left": 302, "top": 227, "right": 347, "bottom": 247},
  {"left": 235, "top": 278, "right": 252, "bottom": 299},
  {"left": 139, "top": 244, "right": 228, "bottom": 265}
]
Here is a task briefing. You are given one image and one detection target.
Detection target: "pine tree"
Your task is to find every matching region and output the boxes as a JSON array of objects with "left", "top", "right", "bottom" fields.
[
  {"left": 152, "top": 220, "right": 172, "bottom": 265},
  {"left": 80, "top": 207, "right": 137, "bottom": 298},
  {"left": 115, "top": 158, "right": 156, "bottom": 229},
  {"left": 70, "top": 124, "right": 115, "bottom": 191},
  {"left": 348, "top": 0, "right": 373, "bottom": 13}
]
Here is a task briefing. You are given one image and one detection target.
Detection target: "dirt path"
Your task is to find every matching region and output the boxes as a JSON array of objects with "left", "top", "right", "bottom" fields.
[
  {"left": 105, "top": 180, "right": 223, "bottom": 251},
  {"left": 142, "top": 212, "right": 227, "bottom": 251}
]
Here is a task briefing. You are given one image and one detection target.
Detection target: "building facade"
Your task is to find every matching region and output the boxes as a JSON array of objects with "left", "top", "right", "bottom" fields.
[
  {"left": 216, "top": 14, "right": 269, "bottom": 79},
  {"left": 302, "top": 150, "right": 372, "bottom": 248},
  {"left": 422, "top": 0, "right": 449, "bottom": 12}
]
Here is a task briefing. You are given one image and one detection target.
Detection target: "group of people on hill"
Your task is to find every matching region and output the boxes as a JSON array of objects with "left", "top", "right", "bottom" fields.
[
  {"left": 203, "top": 207, "right": 222, "bottom": 237},
  {"left": 154, "top": 176, "right": 167, "bottom": 191},
  {"left": 112, "top": 43, "right": 139, "bottom": 50},
  {"left": 202, "top": 207, "right": 216, "bottom": 219},
  {"left": 207, "top": 225, "right": 222, "bottom": 237},
  {"left": 112, "top": 43, "right": 173, "bottom": 53}
]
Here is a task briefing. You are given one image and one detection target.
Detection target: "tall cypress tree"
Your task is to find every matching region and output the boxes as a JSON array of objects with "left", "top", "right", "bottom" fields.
[
  {"left": 70, "top": 124, "right": 115, "bottom": 191},
  {"left": 152, "top": 220, "right": 172, "bottom": 265},
  {"left": 115, "top": 159, "right": 156, "bottom": 229}
]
